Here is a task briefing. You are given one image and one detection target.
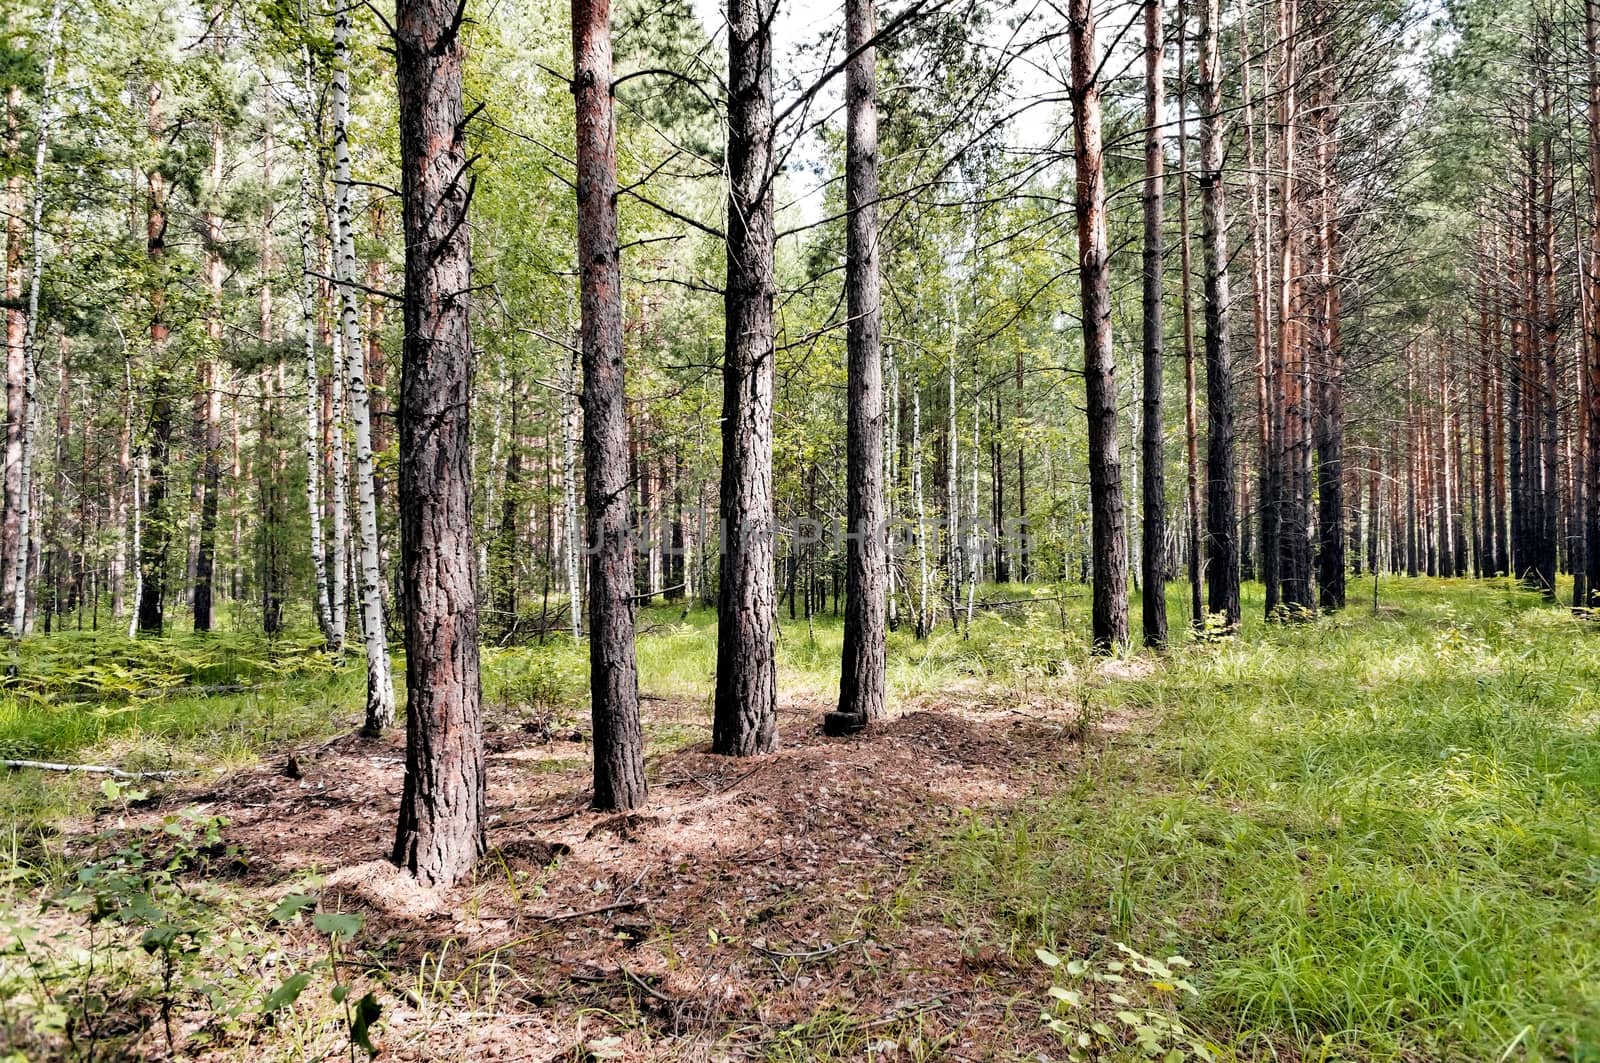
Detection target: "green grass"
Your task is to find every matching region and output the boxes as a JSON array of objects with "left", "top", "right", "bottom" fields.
[
  {"left": 5, "top": 580, "right": 1598, "bottom": 1060},
  {"left": 937, "top": 577, "right": 1600, "bottom": 1061}
]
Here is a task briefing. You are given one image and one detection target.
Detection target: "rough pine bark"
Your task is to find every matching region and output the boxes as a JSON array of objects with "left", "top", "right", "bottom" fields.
[
  {"left": 838, "top": 0, "right": 887, "bottom": 721},
  {"left": 713, "top": 0, "right": 779, "bottom": 755},
  {"left": 1139, "top": 0, "right": 1167, "bottom": 649},
  {"left": 1174, "top": 2, "right": 1204, "bottom": 628},
  {"left": 391, "top": 0, "right": 486, "bottom": 887},
  {"left": 1311, "top": 43, "right": 1344, "bottom": 611},
  {"left": 573, "top": 0, "right": 646, "bottom": 809},
  {"left": 1585, "top": 0, "right": 1600, "bottom": 606},
  {"left": 1197, "top": 0, "right": 1239, "bottom": 628},
  {"left": 1069, "top": 0, "right": 1130, "bottom": 652}
]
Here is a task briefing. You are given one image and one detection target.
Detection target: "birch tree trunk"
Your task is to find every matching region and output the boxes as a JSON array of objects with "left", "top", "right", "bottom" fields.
[
  {"left": 478, "top": 377, "right": 507, "bottom": 596},
  {"left": 713, "top": 0, "right": 779, "bottom": 757},
  {"left": 392, "top": 0, "right": 486, "bottom": 887},
  {"left": 328, "top": 312, "right": 349, "bottom": 649},
  {"left": 885, "top": 345, "right": 899, "bottom": 630},
  {"left": 128, "top": 448, "right": 142, "bottom": 640},
  {"left": 837, "top": 0, "right": 887, "bottom": 725},
  {"left": 4, "top": 87, "right": 24, "bottom": 609},
  {"left": 946, "top": 314, "right": 961, "bottom": 629},
  {"left": 913, "top": 382, "right": 929, "bottom": 639},
  {"left": 331, "top": 8, "right": 396, "bottom": 732},
  {"left": 299, "top": 135, "right": 334, "bottom": 645},
  {"left": 1069, "top": 0, "right": 1130, "bottom": 652},
  {"left": 8, "top": 0, "right": 63, "bottom": 636},
  {"left": 573, "top": 0, "right": 646, "bottom": 809},
  {"left": 561, "top": 347, "right": 582, "bottom": 639}
]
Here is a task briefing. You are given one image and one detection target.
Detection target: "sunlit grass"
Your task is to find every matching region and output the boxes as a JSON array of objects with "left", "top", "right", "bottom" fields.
[
  {"left": 938, "top": 577, "right": 1600, "bottom": 1060},
  {"left": 5, "top": 579, "right": 1598, "bottom": 1059}
]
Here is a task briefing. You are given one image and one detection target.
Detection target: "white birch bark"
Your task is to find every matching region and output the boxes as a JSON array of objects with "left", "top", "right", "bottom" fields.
[
  {"left": 299, "top": 164, "right": 333, "bottom": 644},
  {"left": 328, "top": 310, "right": 349, "bottom": 650},
  {"left": 298, "top": 48, "right": 335, "bottom": 645},
  {"left": 10, "top": 0, "right": 64, "bottom": 635},
  {"left": 946, "top": 320, "right": 960, "bottom": 628},
  {"left": 966, "top": 364, "right": 980, "bottom": 632},
  {"left": 478, "top": 374, "right": 507, "bottom": 592},
  {"left": 562, "top": 348, "right": 583, "bottom": 638},
  {"left": 913, "top": 382, "right": 929, "bottom": 638},
  {"left": 331, "top": 7, "right": 394, "bottom": 730},
  {"left": 128, "top": 449, "right": 143, "bottom": 641},
  {"left": 885, "top": 344, "right": 898, "bottom": 628}
]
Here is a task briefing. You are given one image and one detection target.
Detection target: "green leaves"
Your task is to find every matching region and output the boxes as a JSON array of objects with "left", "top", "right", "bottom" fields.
[
  {"left": 269, "top": 893, "right": 316, "bottom": 924},
  {"left": 262, "top": 971, "right": 313, "bottom": 1013},
  {"left": 348, "top": 991, "right": 382, "bottom": 1058},
  {"left": 311, "top": 911, "right": 363, "bottom": 944}
]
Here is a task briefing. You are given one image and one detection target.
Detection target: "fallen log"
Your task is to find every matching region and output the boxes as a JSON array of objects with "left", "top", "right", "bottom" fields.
[{"left": 2, "top": 758, "right": 190, "bottom": 779}]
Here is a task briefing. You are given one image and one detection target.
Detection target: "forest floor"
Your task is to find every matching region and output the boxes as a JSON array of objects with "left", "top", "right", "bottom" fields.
[{"left": 3, "top": 579, "right": 1599, "bottom": 1061}]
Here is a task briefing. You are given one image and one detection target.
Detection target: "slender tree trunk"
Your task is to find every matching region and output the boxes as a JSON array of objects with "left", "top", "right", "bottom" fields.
[
  {"left": 391, "top": 0, "right": 486, "bottom": 887},
  {"left": 3, "top": 86, "right": 24, "bottom": 611},
  {"left": 1069, "top": 0, "right": 1129, "bottom": 652},
  {"left": 838, "top": 0, "right": 887, "bottom": 723},
  {"left": 946, "top": 338, "right": 960, "bottom": 625},
  {"left": 1198, "top": 0, "right": 1238, "bottom": 628},
  {"left": 137, "top": 82, "right": 172, "bottom": 636},
  {"left": 1175, "top": 1, "right": 1204, "bottom": 628},
  {"left": 331, "top": 9, "right": 396, "bottom": 731},
  {"left": 298, "top": 121, "right": 335, "bottom": 644},
  {"left": 8, "top": 0, "right": 63, "bottom": 635},
  {"left": 713, "top": 0, "right": 779, "bottom": 755},
  {"left": 1311, "top": 39, "right": 1344, "bottom": 610},
  {"left": 1139, "top": 0, "right": 1167, "bottom": 648},
  {"left": 573, "top": 0, "right": 646, "bottom": 808},
  {"left": 1585, "top": 0, "right": 1600, "bottom": 607},
  {"left": 1241, "top": 0, "right": 1271, "bottom": 595},
  {"left": 562, "top": 348, "right": 583, "bottom": 638},
  {"left": 913, "top": 383, "right": 929, "bottom": 639}
]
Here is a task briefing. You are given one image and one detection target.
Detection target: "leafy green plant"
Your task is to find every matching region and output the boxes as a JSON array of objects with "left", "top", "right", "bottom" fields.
[
  {"left": 1037, "top": 942, "right": 1214, "bottom": 1062},
  {"left": 265, "top": 895, "right": 382, "bottom": 1060},
  {"left": 47, "top": 800, "right": 240, "bottom": 1054}
]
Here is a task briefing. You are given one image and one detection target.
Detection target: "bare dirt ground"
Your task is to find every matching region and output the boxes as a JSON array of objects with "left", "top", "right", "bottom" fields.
[{"left": 104, "top": 687, "right": 1109, "bottom": 1061}]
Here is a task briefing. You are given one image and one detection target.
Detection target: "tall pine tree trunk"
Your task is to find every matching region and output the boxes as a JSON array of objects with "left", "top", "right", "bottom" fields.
[
  {"left": 713, "top": 0, "right": 779, "bottom": 755},
  {"left": 1069, "top": 0, "right": 1129, "bottom": 652},
  {"left": 1198, "top": 0, "right": 1239, "bottom": 628},
  {"left": 1584, "top": 0, "right": 1600, "bottom": 607},
  {"left": 1139, "top": 0, "right": 1167, "bottom": 649},
  {"left": 838, "top": 0, "right": 887, "bottom": 723},
  {"left": 573, "top": 0, "right": 646, "bottom": 809},
  {"left": 392, "top": 0, "right": 485, "bottom": 887},
  {"left": 1175, "top": 1, "right": 1204, "bottom": 628},
  {"left": 1311, "top": 27, "right": 1344, "bottom": 610}
]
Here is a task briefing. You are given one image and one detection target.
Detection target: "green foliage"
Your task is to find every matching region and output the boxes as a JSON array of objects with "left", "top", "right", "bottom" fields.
[
  {"left": 1038, "top": 943, "right": 1215, "bottom": 1062},
  {"left": 938, "top": 580, "right": 1600, "bottom": 1060}
]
